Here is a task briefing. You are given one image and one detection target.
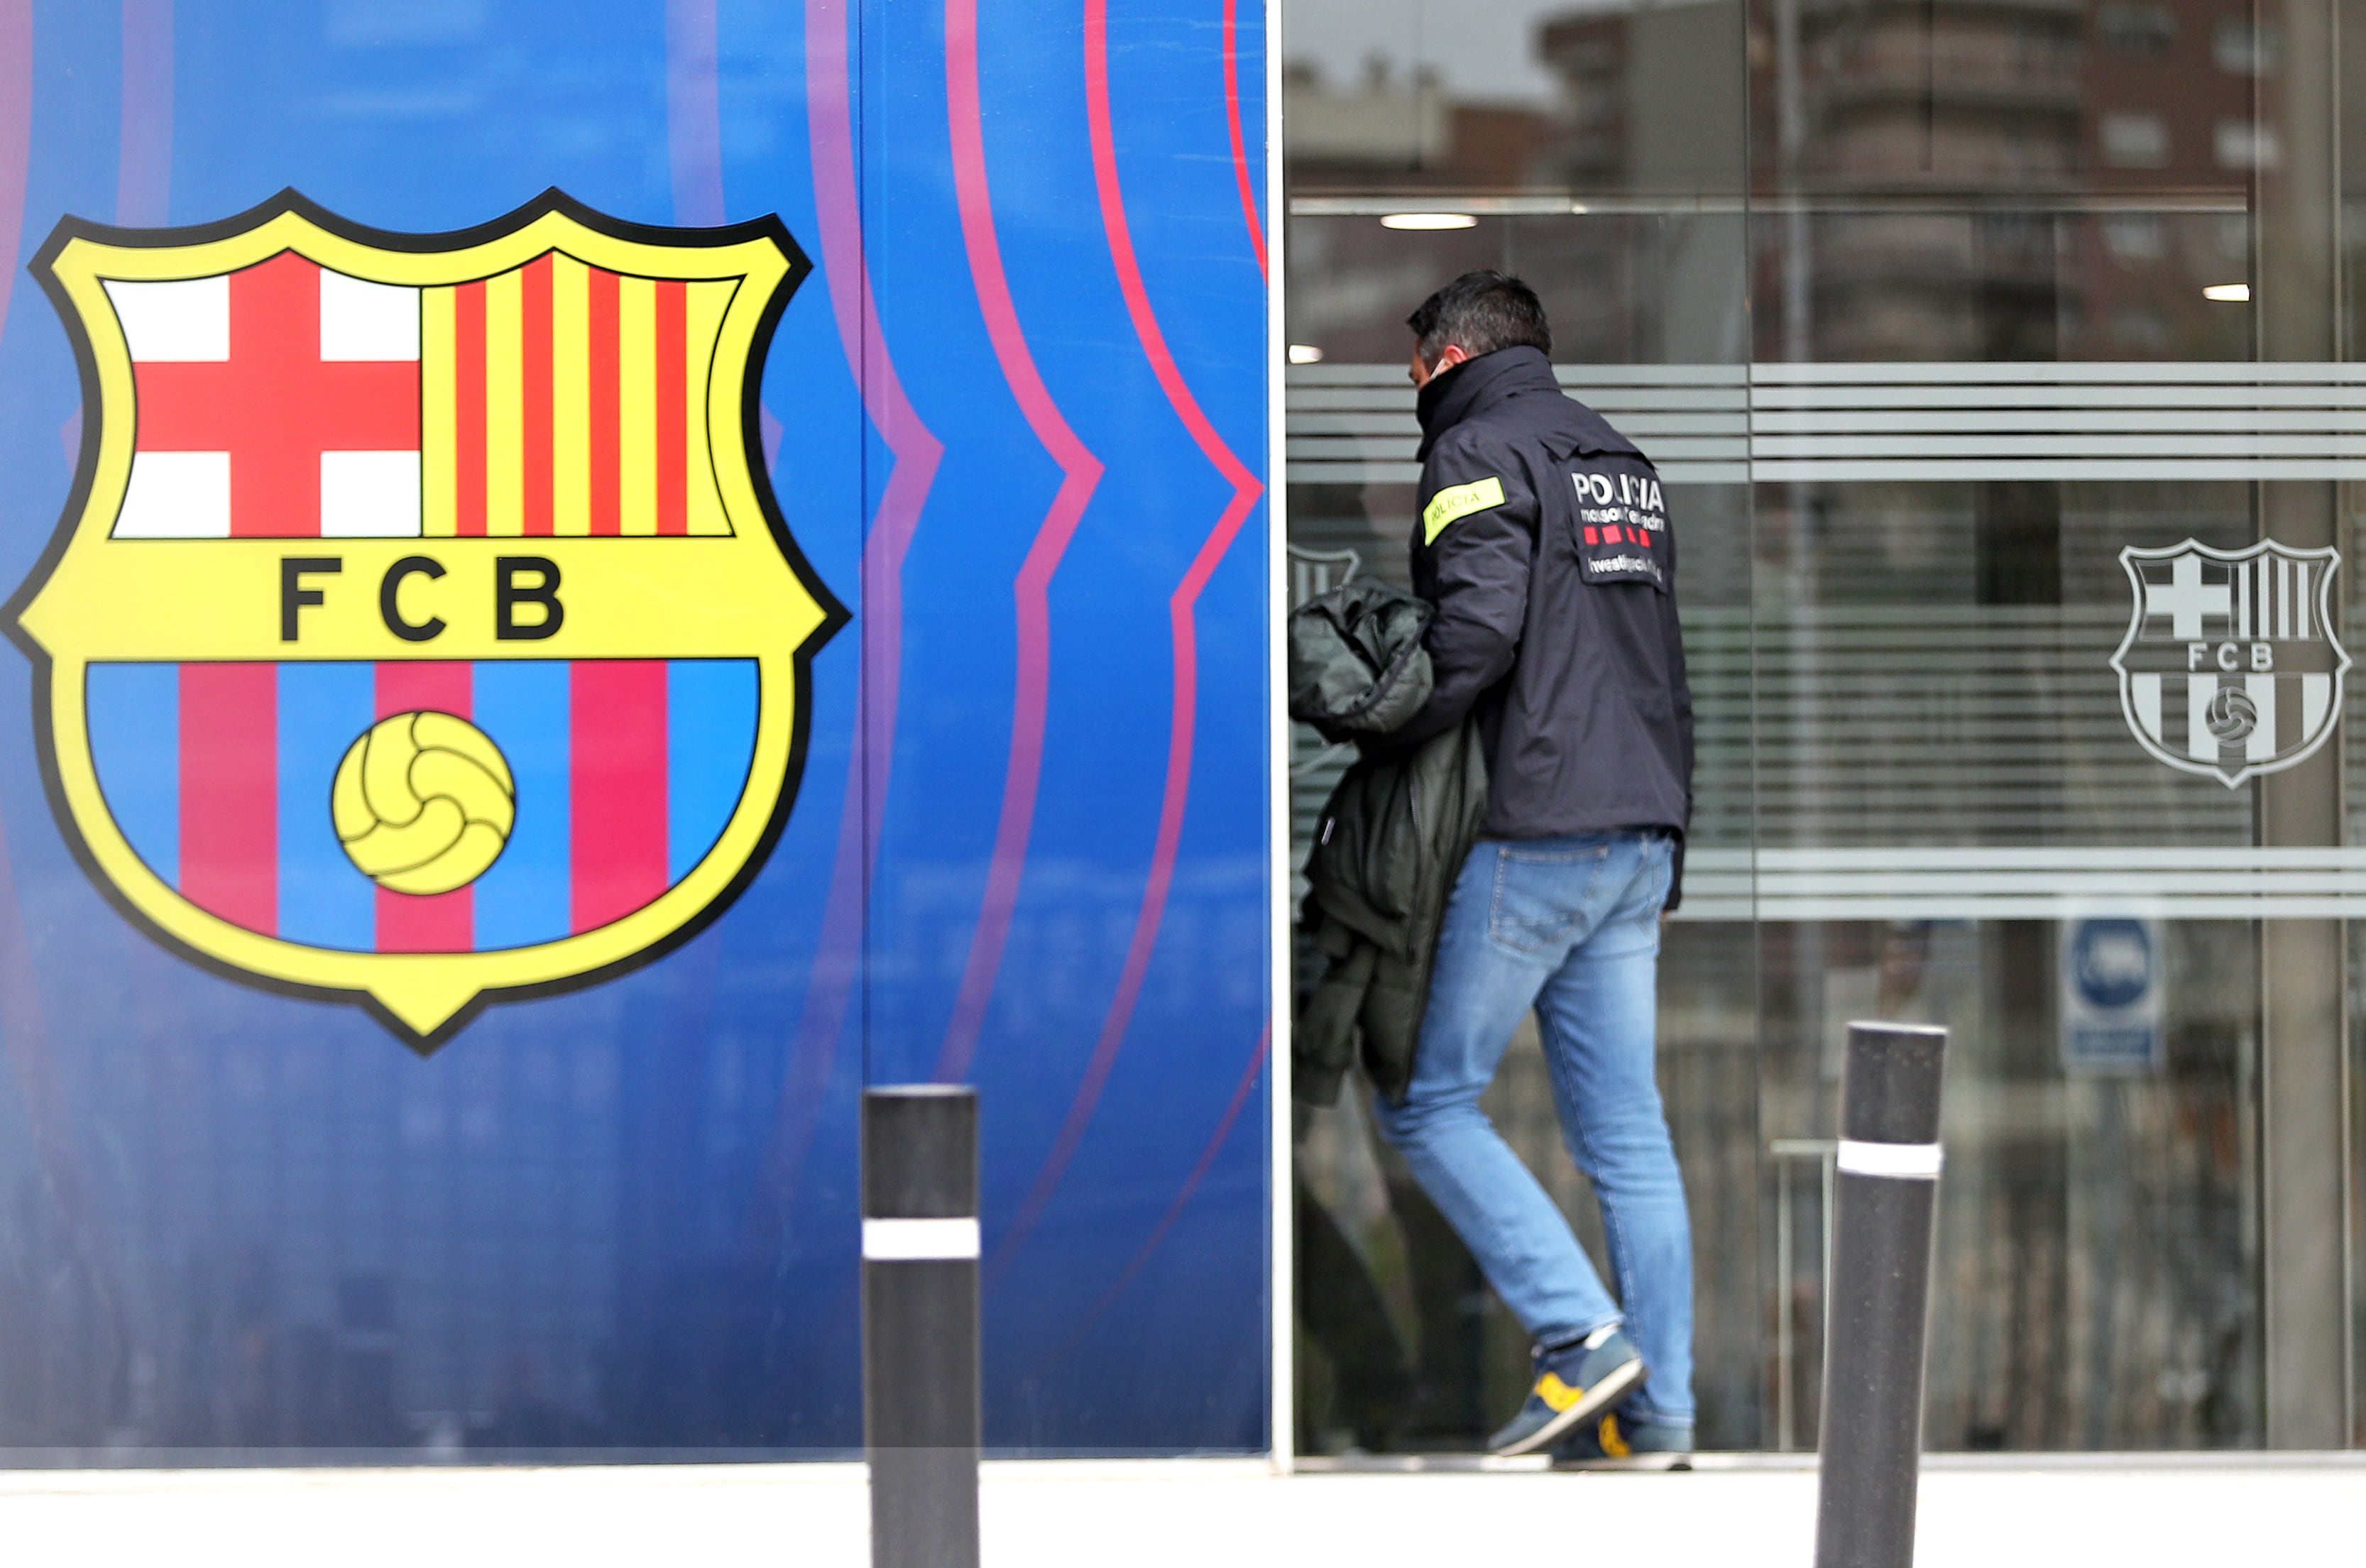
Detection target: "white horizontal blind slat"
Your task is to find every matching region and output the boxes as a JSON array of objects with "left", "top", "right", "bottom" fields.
[{"left": 1286, "top": 363, "right": 2366, "bottom": 485}]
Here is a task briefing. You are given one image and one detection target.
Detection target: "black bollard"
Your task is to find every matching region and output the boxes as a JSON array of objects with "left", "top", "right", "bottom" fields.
[
  {"left": 862, "top": 1086, "right": 981, "bottom": 1568},
  {"left": 1814, "top": 1022, "right": 1946, "bottom": 1568}
]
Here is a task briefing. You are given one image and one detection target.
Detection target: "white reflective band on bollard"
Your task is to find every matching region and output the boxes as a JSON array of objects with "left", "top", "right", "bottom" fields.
[
  {"left": 1835, "top": 1139, "right": 1944, "bottom": 1180},
  {"left": 862, "top": 1217, "right": 982, "bottom": 1261}
]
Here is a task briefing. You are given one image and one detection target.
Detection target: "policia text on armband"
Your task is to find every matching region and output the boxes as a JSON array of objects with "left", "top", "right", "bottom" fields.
[{"left": 1421, "top": 476, "right": 1505, "bottom": 544}]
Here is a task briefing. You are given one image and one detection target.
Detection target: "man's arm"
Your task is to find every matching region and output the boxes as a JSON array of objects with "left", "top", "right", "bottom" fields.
[
  {"left": 1661, "top": 502, "right": 1694, "bottom": 911},
  {"left": 1391, "top": 440, "right": 1538, "bottom": 746}
]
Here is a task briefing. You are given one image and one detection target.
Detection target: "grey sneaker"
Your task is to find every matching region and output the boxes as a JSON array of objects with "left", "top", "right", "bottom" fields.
[{"left": 1486, "top": 1325, "right": 1648, "bottom": 1457}]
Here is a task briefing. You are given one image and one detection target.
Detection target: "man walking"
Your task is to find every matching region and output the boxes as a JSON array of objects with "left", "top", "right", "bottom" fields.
[{"left": 1371, "top": 271, "right": 1696, "bottom": 1464}]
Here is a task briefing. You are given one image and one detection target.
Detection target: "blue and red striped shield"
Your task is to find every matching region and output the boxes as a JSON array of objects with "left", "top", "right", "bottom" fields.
[{"left": 8, "top": 192, "right": 843, "bottom": 1047}]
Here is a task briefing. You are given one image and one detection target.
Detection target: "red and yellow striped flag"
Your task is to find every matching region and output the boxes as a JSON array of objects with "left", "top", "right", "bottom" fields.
[{"left": 421, "top": 251, "right": 733, "bottom": 537}]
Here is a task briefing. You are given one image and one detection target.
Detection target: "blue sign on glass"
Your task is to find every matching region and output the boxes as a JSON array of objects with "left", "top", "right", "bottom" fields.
[{"left": 2060, "top": 916, "right": 2164, "bottom": 1076}]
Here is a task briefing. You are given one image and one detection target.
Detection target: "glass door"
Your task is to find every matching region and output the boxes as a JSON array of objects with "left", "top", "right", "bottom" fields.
[
  {"left": 1281, "top": 0, "right": 1764, "bottom": 1453},
  {"left": 1286, "top": 0, "right": 2365, "bottom": 1453}
]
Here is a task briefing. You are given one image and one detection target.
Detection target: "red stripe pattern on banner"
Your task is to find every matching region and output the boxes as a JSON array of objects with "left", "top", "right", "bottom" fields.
[
  {"left": 570, "top": 661, "right": 669, "bottom": 933},
  {"left": 655, "top": 280, "right": 689, "bottom": 537},
  {"left": 180, "top": 662, "right": 278, "bottom": 932},
  {"left": 375, "top": 662, "right": 475, "bottom": 954},
  {"left": 427, "top": 263, "right": 725, "bottom": 539}
]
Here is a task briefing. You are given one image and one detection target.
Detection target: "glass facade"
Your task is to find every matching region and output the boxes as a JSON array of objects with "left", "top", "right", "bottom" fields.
[{"left": 1286, "top": 0, "right": 2362, "bottom": 1452}]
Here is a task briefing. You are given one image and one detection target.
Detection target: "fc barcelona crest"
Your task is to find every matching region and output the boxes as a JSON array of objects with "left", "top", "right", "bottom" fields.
[
  {"left": 2111, "top": 538, "right": 2348, "bottom": 788},
  {"left": 4, "top": 190, "right": 844, "bottom": 1048}
]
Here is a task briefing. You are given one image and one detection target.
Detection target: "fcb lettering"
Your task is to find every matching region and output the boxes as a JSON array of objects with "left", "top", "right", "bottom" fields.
[{"left": 7, "top": 191, "right": 844, "bottom": 1048}]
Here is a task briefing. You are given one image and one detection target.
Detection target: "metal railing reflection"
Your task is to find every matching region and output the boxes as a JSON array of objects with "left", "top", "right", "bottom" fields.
[{"left": 1770, "top": 1136, "right": 1836, "bottom": 1453}]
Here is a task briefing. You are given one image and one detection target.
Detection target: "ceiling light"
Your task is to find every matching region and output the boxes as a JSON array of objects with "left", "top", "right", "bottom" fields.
[
  {"left": 2203, "top": 283, "right": 2250, "bottom": 302},
  {"left": 1287, "top": 344, "right": 1325, "bottom": 364},
  {"left": 1379, "top": 212, "right": 1477, "bottom": 231}
]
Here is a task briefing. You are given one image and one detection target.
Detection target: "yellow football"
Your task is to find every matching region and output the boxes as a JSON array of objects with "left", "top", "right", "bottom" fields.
[{"left": 332, "top": 710, "right": 515, "bottom": 896}]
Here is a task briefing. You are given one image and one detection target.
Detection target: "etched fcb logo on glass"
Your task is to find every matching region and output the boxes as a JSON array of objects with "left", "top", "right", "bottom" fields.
[
  {"left": 2110, "top": 539, "right": 2349, "bottom": 788},
  {"left": 4, "top": 191, "right": 843, "bottom": 1048}
]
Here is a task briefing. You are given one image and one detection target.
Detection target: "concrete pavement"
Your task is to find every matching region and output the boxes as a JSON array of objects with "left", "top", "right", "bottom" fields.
[{"left": 0, "top": 1454, "right": 2356, "bottom": 1565}]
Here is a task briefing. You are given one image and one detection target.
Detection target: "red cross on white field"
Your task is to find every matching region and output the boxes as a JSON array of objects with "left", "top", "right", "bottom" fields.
[{"left": 116, "top": 251, "right": 420, "bottom": 539}]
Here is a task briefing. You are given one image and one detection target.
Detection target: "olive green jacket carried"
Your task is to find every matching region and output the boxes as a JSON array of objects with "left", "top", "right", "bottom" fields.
[{"left": 1290, "top": 581, "right": 1489, "bottom": 1105}]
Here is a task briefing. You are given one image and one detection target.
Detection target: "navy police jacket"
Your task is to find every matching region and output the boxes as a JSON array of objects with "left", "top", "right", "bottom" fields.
[{"left": 1391, "top": 344, "right": 1695, "bottom": 906}]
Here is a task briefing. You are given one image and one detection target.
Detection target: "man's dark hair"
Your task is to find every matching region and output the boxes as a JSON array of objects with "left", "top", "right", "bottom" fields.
[{"left": 1406, "top": 270, "right": 1552, "bottom": 366}]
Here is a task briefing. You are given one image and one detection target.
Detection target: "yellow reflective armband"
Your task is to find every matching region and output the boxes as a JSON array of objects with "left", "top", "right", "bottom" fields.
[{"left": 1421, "top": 476, "right": 1506, "bottom": 544}]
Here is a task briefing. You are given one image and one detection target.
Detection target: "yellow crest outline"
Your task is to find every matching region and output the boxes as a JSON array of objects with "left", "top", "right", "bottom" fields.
[{"left": 4, "top": 189, "right": 845, "bottom": 1050}]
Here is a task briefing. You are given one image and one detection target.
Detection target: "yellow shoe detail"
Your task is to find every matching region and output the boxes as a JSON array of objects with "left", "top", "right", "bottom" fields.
[
  {"left": 1538, "top": 1372, "right": 1584, "bottom": 1413},
  {"left": 1598, "top": 1415, "right": 1631, "bottom": 1458}
]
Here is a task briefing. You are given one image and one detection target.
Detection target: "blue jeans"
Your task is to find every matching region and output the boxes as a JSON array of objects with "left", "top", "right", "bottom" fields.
[{"left": 1372, "top": 830, "right": 1694, "bottom": 1427}]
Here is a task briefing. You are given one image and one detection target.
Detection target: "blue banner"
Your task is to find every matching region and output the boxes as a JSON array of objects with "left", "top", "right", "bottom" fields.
[{"left": 0, "top": 0, "right": 1269, "bottom": 1457}]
